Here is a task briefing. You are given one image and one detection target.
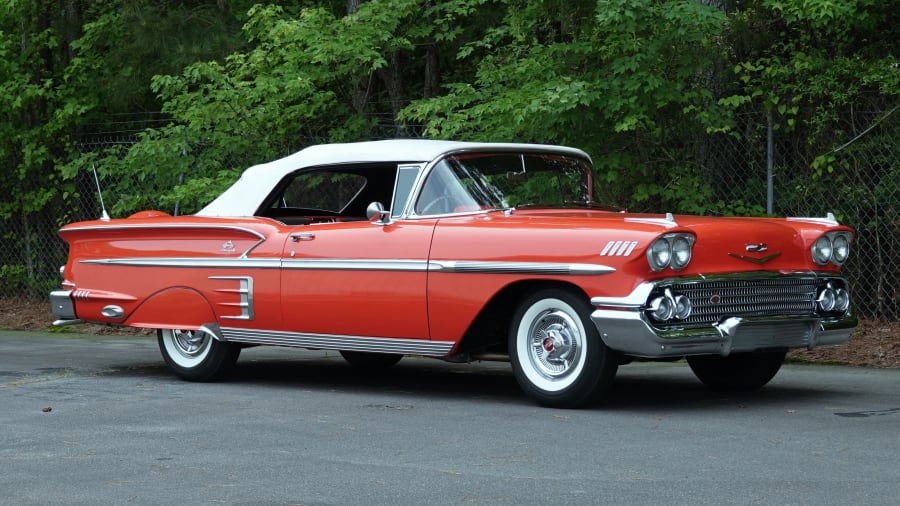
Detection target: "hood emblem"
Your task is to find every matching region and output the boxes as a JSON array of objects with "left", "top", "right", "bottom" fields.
[
  {"left": 745, "top": 243, "right": 768, "bottom": 253},
  {"left": 728, "top": 252, "right": 782, "bottom": 265}
]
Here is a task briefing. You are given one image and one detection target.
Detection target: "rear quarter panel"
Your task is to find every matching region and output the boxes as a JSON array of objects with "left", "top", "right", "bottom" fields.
[{"left": 59, "top": 217, "right": 285, "bottom": 330}]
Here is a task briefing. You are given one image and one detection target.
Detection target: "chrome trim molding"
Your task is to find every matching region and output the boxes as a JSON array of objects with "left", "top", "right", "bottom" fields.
[
  {"left": 600, "top": 240, "right": 638, "bottom": 257},
  {"left": 219, "top": 327, "right": 456, "bottom": 356},
  {"left": 282, "top": 259, "right": 429, "bottom": 271},
  {"left": 81, "top": 258, "right": 282, "bottom": 269},
  {"left": 624, "top": 212, "right": 678, "bottom": 228},
  {"left": 430, "top": 261, "right": 614, "bottom": 275},
  {"left": 591, "top": 282, "right": 656, "bottom": 310},
  {"left": 81, "top": 256, "right": 614, "bottom": 276},
  {"left": 210, "top": 276, "right": 255, "bottom": 320},
  {"left": 786, "top": 212, "right": 838, "bottom": 226},
  {"left": 60, "top": 223, "right": 267, "bottom": 241}
]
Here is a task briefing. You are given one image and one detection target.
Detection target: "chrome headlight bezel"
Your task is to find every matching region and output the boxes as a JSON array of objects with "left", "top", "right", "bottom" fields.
[
  {"left": 646, "top": 233, "right": 695, "bottom": 272},
  {"left": 831, "top": 233, "right": 851, "bottom": 265},
  {"left": 811, "top": 231, "right": 852, "bottom": 266}
]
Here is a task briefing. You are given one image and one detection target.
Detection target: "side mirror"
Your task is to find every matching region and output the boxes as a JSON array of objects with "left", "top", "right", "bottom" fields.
[{"left": 366, "top": 202, "right": 392, "bottom": 224}]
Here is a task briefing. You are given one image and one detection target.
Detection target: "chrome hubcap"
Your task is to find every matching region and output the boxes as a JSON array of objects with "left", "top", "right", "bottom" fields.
[
  {"left": 171, "top": 330, "right": 208, "bottom": 358},
  {"left": 529, "top": 310, "right": 581, "bottom": 378}
]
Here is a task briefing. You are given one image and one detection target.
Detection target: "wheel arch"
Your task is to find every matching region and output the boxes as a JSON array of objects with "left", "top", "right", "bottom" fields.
[
  {"left": 125, "top": 286, "right": 216, "bottom": 329},
  {"left": 454, "top": 279, "right": 591, "bottom": 356}
]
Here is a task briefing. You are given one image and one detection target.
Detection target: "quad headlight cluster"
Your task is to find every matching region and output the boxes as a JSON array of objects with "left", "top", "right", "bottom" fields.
[
  {"left": 817, "top": 282, "right": 851, "bottom": 313},
  {"left": 811, "top": 231, "right": 852, "bottom": 266},
  {"left": 646, "top": 233, "right": 695, "bottom": 272},
  {"left": 647, "top": 287, "right": 692, "bottom": 322}
]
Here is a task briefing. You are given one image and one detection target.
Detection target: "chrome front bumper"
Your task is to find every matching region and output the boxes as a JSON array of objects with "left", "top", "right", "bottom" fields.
[
  {"left": 590, "top": 276, "right": 857, "bottom": 359},
  {"left": 50, "top": 290, "right": 84, "bottom": 326}
]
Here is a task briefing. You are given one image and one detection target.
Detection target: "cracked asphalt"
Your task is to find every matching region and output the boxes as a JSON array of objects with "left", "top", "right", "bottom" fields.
[{"left": 2, "top": 330, "right": 899, "bottom": 505}]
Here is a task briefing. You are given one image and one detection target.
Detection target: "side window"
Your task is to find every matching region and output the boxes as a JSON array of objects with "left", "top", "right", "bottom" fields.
[
  {"left": 391, "top": 165, "right": 422, "bottom": 218},
  {"left": 277, "top": 171, "right": 367, "bottom": 213},
  {"left": 415, "top": 162, "right": 469, "bottom": 215}
]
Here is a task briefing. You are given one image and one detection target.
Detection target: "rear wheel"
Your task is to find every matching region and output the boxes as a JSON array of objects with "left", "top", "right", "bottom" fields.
[
  {"left": 339, "top": 351, "right": 402, "bottom": 370},
  {"left": 687, "top": 350, "right": 786, "bottom": 391},
  {"left": 508, "top": 288, "right": 618, "bottom": 408},
  {"left": 157, "top": 329, "right": 241, "bottom": 382}
]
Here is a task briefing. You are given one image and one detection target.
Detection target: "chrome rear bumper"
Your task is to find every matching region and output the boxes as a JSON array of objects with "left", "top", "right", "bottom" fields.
[{"left": 50, "top": 290, "right": 84, "bottom": 326}]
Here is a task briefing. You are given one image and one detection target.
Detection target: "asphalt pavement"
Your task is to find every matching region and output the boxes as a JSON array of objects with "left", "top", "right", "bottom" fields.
[{"left": 1, "top": 330, "right": 898, "bottom": 505}]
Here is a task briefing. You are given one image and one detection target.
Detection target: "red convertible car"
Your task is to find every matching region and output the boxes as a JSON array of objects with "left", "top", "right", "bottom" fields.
[{"left": 50, "top": 140, "right": 856, "bottom": 407}]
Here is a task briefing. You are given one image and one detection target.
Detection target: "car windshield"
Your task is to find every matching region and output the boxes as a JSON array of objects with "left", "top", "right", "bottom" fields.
[{"left": 414, "top": 153, "right": 597, "bottom": 215}]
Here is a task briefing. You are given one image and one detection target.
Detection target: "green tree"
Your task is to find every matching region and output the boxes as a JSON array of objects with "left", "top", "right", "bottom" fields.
[
  {"left": 0, "top": 0, "right": 255, "bottom": 294},
  {"left": 73, "top": 0, "right": 493, "bottom": 214},
  {"left": 401, "top": 0, "right": 735, "bottom": 213}
]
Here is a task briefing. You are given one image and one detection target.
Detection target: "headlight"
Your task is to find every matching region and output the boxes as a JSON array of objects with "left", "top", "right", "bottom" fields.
[
  {"left": 646, "top": 233, "right": 694, "bottom": 272},
  {"left": 649, "top": 296, "right": 674, "bottom": 320},
  {"left": 834, "top": 288, "right": 850, "bottom": 312},
  {"left": 647, "top": 238, "right": 671, "bottom": 272},
  {"left": 646, "top": 289, "right": 693, "bottom": 322},
  {"left": 671, "top": 236, "right": 692, "bottom": 271},
  {"left": 811, "top": 231, "right": 852, "bottom": 266},
  {"left": 811, "top": 235, "right": 833, "bottom": 265},
  {"left": 831, "top": 233, "right": 850, "bottom": 265},
  {"left": 673, "top": 294, "right": 692, "bottom": 319},
  {"left": 817, "top": 287, "right": 836, "bottom": 311}
]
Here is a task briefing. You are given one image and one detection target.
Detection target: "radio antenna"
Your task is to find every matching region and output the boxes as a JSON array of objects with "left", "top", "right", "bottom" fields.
[{"left": 92, "top": 164, "right": 110, "bottom": 221}]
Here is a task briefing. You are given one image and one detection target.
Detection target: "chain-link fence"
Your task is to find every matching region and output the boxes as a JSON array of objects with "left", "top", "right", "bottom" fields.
[
  {"left": 700, "top": 104, "right": 898, "bottom": 320},
  {"left": 1, "top": 107, "right": 897, "bottom": 320}
]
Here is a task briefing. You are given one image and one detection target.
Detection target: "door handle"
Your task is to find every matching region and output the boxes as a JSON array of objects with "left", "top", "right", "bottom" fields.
[{"left": 290, "top": 233, "right": 315, "bottom": 242}]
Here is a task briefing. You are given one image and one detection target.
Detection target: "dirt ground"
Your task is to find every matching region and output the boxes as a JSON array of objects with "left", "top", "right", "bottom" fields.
[{"left": 5, "top": 297, "right": 898, "bottom": 368}]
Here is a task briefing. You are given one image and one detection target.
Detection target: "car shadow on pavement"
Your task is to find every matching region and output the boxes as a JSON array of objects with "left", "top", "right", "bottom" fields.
[{"left": 96, "top": 353, "right": 850, "bottom": 410}]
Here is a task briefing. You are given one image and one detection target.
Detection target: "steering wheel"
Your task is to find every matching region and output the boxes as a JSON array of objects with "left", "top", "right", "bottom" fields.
[{"left": 420, "top": 195, "right": 456, "bottom": 215}]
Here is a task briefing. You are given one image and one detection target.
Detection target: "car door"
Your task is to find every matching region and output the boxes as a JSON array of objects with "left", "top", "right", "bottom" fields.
[{"left": 278, "top": 164, "right": 434, "bottom": 340}]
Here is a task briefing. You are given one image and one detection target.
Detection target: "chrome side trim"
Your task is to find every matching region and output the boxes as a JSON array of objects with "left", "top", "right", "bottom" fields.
[
  {"left": 219, "top": 327, "right": 456, "bottom": 356},
  {"left": 81, "top": 257, "right": 613, "bottom": 276},
  {"left": 429, "top": 261, "right": 615, "bottom": 275},
  {"left": 81, "top": 258, "right": 282, "bottom": 269},
  {"left": 60, "top": 223, "right": 267, "bottom": 241},
  {"left": 282, "top": 259, "right": 430, "bottom": 271}
]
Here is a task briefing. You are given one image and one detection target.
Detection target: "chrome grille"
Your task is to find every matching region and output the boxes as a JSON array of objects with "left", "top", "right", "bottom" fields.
[{"left": 655, "top": 277, "right": 819, "bottom": 329}]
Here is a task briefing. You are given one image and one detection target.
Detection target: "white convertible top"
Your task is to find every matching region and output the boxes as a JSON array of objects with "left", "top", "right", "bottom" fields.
[{"left": 196, "top": 139, "right": 590, "bottom": 217}]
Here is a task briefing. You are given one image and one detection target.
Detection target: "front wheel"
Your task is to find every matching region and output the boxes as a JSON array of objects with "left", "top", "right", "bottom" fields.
[
  {"left": 687, "top": 350, "right": 786, "bottom": 391},
  {"left": 509, "top": 288, "right": 618, "bottom": 408},
  {"left": 157, "top": 329, "right": 241, "bottom": 382}
]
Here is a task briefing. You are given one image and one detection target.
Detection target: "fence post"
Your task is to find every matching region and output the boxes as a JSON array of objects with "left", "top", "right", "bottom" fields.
[
  {"left": 174, "top": 144, "right": 187, "bottom": 216},
  {"left": 767, "top": 109, "right": 774, "bottom": 215}
]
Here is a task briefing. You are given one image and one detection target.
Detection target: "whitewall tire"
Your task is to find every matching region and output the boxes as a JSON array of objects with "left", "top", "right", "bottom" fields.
[
  {"left": 157, "top": 329, "right": 241, "bottom": 382},
  {"left": 509, "top": 288, "right": 618, "bottom": 408}
]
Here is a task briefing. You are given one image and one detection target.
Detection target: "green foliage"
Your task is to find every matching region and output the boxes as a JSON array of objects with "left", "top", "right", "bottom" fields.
[
  {"left": 62, "top": 0, "right": 496, "bottom": 214},
  {"left": 401, "top": 0, "right": 730, "bottom": 212}
]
